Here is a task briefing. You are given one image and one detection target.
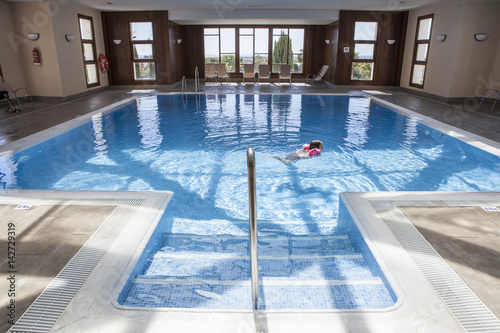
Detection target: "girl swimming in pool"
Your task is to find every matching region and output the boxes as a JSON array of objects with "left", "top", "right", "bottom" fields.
[{"left": 265, "top": 140, "right": 324, "bottom": 164}]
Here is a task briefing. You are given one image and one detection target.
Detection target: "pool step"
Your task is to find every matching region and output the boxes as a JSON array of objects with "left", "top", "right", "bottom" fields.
[
  {"left": 155, "top": 233, "right": 357, "bottom": 257},
  {"left": 168, "top": 218, "right": 340, "bottom": 237},
  {"left": 122, "top": 280, "right": 394, "bottom": 310},
  {"left": 119, "top": 230, "right": 395, "bottom": 310}
]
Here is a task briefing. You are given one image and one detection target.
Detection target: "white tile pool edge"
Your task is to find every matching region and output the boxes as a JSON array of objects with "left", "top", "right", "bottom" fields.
[
  {"left": 367, "top": 94, "right": 500, "bottom": 157},
  {"left": 340, "top": 191, "right": 500, "bottom": 333},
  {"left": 39, "top": 191, "right": 500, "bottom": 333},
  {"left": 0, "top": 95, "right": 138, "bottom": 156},
  {"left": 2, "top": 190, "right": 172, "bottom": 333}
]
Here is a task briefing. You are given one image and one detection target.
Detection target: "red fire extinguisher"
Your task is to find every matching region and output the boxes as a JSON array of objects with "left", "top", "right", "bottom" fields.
[{"left": 32, "top": 48, "right": 41, "bottom": 66}]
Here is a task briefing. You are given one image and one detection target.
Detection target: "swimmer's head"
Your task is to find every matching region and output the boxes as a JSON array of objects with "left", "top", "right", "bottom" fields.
[{"left": 310, "top": 140, "right": 324, "bottom": 151}]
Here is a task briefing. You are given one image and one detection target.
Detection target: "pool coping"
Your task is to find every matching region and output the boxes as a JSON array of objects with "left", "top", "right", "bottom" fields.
[
  {"left": 3, "top": 190, "right": 173, "bottom": 333},
  {"left": 366, "top": 94, "right": 500, "bottom": 158},
  {"left": 36, "top": 191, "right": 500, "bottom": 333},
  {"left": 340, "top": 191, "right": 500, "bottom": 333}
]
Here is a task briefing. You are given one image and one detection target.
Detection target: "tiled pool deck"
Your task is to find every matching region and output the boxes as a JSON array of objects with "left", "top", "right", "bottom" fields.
[{"left": 1, "top": 83, "right": 500, "bottom": 332}]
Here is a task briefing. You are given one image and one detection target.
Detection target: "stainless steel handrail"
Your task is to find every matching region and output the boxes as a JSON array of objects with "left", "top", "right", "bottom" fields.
[
  {"left": 195, "top": 67, "right": 200, "bottom": 94},
  {"left": 181, "top": 76, "right": 186, "bottom": 95},
  {"left": 247, "top": 148, "right": 259, "bottom": 310}
]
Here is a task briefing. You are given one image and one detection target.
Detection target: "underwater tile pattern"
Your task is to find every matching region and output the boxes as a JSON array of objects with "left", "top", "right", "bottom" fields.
[
  {"left": 122, "top": 282, "right": 394, "bottom": 310},
  {"left": 120, "top": 219, "right": 396, "bottom": 310}
]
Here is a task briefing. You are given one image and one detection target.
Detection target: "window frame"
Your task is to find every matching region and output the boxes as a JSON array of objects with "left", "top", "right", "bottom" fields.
[
  {"left": 130, "top": 21, "right": 156, "bottom": 81},
  {"left": 271, "top": 28, "right": 304, "bottom": 74},
  {"left": 409, "top": 14, "right": 434, "bottom": 88},
  {"left": 203, "top": 28, "right": 236, "bottom": 73},
  {"left": 78, "top": 14, "right": 100, "bottom": 88},
  {"left": 239, "top": 28, "right": 270, "bottom": 73},
  {"left": 351, "top": 21, "right": 378, "bottom": 82},
  {"left": 203, "top": 26, "right": 304, "bottom": 75}
]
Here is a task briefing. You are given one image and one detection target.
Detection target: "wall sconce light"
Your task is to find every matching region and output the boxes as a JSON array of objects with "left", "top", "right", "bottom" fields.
[
  {"left": 177, "top": 39, "right": 182, "bottom": 44},
  {"left": 113, "top": 39, "right": 122, "bottom": 45},
  {"left": 27, "top": 33, "right": 40, "bottom": 41},
  {"left": 325, "top": 40, "right": 331, "bottom": 44},
  {"left": 386, "top": 39, "right": 396, "bottom": 45},
  {"left": 65, "top": 35, "right": 75, "bottom": 42},
  {"left": 474, "top": 33, "right": 487, "bottom": 41},
  {"left": 436, "top": 35, "right": 446, "bottom": 42}
]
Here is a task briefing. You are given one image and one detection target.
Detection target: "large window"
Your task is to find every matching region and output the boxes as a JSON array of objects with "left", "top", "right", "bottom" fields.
[
  {"left": 239, "top": 28, "right": 269, "bottom": 73},
  {"left": 204, "top": 27, "right": 304, "bottom": 74},
  {"left": 204, "top": 28, "right": 236, "bottom": 72},
  {"left": 351, "top": 21, "right": 377, "bottom": 81},
  {"left": 272, "top": 28, "right": 304, "bottom": 73},
  {"left": 130, "top": 22, "right": 156, "bottom": 81},
  {"left": 78, "top": 15, "right": 99, "bottom": 87},
  {"left": 410, "top": 15, "right": 433, "bottom": 88}
]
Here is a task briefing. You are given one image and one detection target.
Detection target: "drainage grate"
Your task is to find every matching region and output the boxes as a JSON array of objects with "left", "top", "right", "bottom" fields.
[
  {"left": 385, "top": 205, "right": 500, "bottom": 333},
  {"left": 8, "top": 238, "right": 109, "bottom": 333}
]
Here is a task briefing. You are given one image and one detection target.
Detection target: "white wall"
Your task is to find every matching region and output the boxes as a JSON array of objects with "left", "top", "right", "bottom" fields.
[
  {"left": 51, "top": 2, "right": 108, "bottom": 96},
  {"left": 448, "top": 1, "right": 500, "bottom": 98},
  {"left": 4, "top": 1, "right": 108, "bottom": 98},
  {"left": 400, "top": 0, "right": 465, "bottom": 98},
  {"left": 401, "top": 0, "right": 500, "bottom": 99},
  {"left": 10, "top": 1, "right": 64, "bottom": 97},
  {"left": 0, "top": 0, "right": 28, "bottom": 96}
]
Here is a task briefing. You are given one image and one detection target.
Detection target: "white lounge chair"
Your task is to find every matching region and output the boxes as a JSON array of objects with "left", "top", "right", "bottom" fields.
[
  {"left": 258, "top": 64, "right": 271, "bottom": 84},
  {"left": 243, "top": 64, "right": 255, "bottom": 84},
  {"left": 217, "top": 63, "right": 230, "bottom": 84},
  {"left": 205, "top": 63, "right": 218, "bottom": 84},
  {"left": 306, "top": 65, "right": 329, "bottom": 85},
  {"left": 279, "top": 64, "right": 291, "bottom": 85}
]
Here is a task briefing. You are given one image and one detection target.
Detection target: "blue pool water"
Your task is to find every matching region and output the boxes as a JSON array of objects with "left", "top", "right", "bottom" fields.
[{"left": 2, "top": 94, "right": 500, "bottom": 310}]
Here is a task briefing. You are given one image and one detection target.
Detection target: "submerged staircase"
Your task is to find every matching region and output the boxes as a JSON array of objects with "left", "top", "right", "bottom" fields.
[{"left": 120, "top": 219, "right": 395, "bottom": 310}]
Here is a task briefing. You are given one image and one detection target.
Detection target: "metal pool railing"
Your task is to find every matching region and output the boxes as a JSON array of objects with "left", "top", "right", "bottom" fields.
[
  {"left": 181, "top": 76, "right": 187, "bottom": 94},
  {"left": 246, "top": 148, "right": 259, "bottom": 310},
  {"left": 195, "top": 67, "right": 200, "bottom": 94}
]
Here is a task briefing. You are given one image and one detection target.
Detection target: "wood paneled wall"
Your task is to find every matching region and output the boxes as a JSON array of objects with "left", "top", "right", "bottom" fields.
[
  {"left": 101, "top": 10, "right": 407, "bottom": 86},
  {"left": 168, "top": 21, "right": 183, "bottom": 83},
  {"left": 324, "top": 21, "right": 339, "bottom": 84},
  {"left": 303, "top": 26, "right": 327, "bottom": 80},
  {"left": 182, "top": 26, "right": 205, "bottom": 79},
  {"left": 335, "top": 10, "right": 408, "bottom": 86},
  {"left": 102, "top": 11, "right": 180, "bottom": 85}
]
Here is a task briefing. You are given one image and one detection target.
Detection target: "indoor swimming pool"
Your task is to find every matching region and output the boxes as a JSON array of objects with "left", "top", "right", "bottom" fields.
[{"left": 2, "top": 94, "right": 500, "bottom": 310}]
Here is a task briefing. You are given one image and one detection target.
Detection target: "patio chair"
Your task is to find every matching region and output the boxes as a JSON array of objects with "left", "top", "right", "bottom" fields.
[
  {"left": 306, "top": 65, "right": 329, "bottom": 85},
  {"left": 243, "top": 64, "right": 255, "bottom": 84},
  {"left": 217, "top": 63, "right": 230, "bottom": 84},
  {"left": 205, "top": 63, "right": 218, "bottom": 84},
  {"left": 258, "top": 64, "right": 271, "bottom": 84},
  {"left": 279, "top": 64, "right": 292, "bottom": 85},
  {"left": 0, "top": 75, "right": 35, "bottom": 112}
]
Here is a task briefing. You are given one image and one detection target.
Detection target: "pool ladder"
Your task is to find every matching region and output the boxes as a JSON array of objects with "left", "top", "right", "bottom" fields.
[
  {"left": 195, "top": 66, "right": 200, "bottom": 93},
  {"left": 247, "top": 148, "right": 259, "bottom": 310},
  {"left": 180, "top": 66, "right": 200, "bottom": 95}
]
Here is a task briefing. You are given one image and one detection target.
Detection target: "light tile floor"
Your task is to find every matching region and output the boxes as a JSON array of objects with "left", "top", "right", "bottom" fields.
[{"left": 0, "top": 205, "right": 116, "bottom": 333}]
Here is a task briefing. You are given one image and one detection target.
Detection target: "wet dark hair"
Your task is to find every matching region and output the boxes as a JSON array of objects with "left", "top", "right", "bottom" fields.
[{"left": 309, "top": 140, "right": 323, "bottom": 149}]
